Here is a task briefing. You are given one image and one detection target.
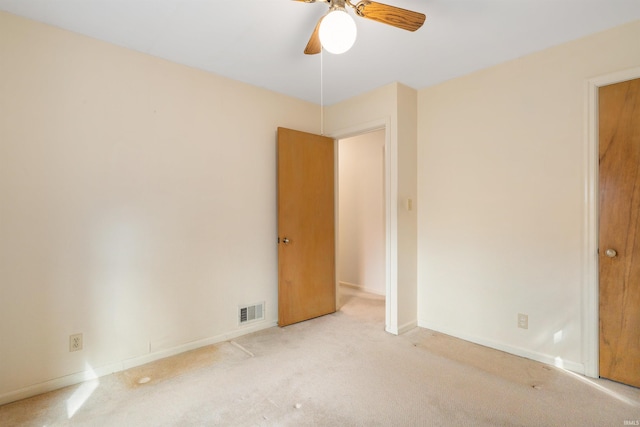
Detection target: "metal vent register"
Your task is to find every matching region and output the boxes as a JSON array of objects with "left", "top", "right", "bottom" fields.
[{"left": 239, "top": 302, "right": 264, "bottom": 325}]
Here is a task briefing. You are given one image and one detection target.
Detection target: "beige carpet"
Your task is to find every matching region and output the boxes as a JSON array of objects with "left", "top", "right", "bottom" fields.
[{"left": 2, "top": 287, "right": 640, "bottom": 426}]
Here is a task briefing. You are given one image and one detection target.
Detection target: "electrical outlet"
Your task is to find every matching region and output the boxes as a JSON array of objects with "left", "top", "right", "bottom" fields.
[
  {"left": 518, "top": 313, "right": 528, "bottom": 330},
  {"left": 69, "top": 333, "right": 83, "bottom": 352}
]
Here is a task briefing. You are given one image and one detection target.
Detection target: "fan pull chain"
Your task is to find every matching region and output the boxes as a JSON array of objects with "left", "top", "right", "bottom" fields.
[{"left": 320, "top": 47, "right": 324, "bottom": 135}]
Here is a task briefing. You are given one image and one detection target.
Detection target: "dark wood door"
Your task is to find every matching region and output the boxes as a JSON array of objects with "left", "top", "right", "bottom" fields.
[
  {"left": 598, "top": 78, "right": 640, "bottom": 388},
  {"left": 277, "top": 127, "right": 336, "bottom": 326}
]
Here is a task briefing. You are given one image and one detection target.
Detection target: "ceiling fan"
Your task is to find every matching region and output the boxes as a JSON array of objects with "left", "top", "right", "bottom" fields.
[{"left": 295, "top": 0, "right": 426, "bottom": 54}]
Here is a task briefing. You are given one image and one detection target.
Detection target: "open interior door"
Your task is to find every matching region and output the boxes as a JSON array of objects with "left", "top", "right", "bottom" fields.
[{"left": 277, "top": 127, "right": 336, "bottom": 327}]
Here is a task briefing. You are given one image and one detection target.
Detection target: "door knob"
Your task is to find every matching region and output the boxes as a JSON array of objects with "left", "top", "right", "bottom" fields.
[
  {"left": 605, "top": 248, "right": 617, "bottom": 258},
  {"left": 282, "top": 237, "right": 290, "bottom": 244}
]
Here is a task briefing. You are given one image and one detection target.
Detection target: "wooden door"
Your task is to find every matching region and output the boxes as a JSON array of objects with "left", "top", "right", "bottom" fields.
[
  {"left": 277, "top": 127, "right": 336, "bottom": 326},
  {"left": 598, "top": 78, "right": 640, "bottom": 388}
]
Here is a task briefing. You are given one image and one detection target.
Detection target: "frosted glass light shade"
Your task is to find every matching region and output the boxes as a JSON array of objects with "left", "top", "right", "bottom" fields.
[{"left": 318, "top": 9, "right": 357, "bottom": 54}]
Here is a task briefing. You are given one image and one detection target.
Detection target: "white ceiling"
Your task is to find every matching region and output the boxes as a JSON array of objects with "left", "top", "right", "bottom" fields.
[{"left": 1, "top": 0, "right": 640, "bottom": 105}]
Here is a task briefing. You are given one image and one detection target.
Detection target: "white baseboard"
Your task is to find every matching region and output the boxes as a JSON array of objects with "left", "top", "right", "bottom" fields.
[
  {"left": 385, "top": 320, "right": 417, "bottom": 336},
  {"left": 417, "top": 321, "right": 585, "bottom": 374},
  {"left": 122, "top": 320, "right": 276, "bottom": 370},
  {"left": 0, "top": 360, "right": 125, "bottom": 407},
  {"left": 0, "top": 320, "right": 277, "bottom": 406},
  {"left": 398, "top": 320, "right": 418, "bottom": 335},
  {"left": 339, "top": 281, "right": 385, "bottom": 296}
]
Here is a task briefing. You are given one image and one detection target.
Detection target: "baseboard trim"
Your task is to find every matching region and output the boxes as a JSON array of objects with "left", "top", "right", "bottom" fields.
[
  {"left": 417, "top": 321, "right": 585, "bottom": 374},
  {"left": 0, "top": 320, "right": 277, "bottom": 406},
  {"left": 398, "top": 320, "right": 418, "bottom": 335},
  {"left": 0, "top": 361, "right": 124, "bottom": 407},
  {"left": 122, "top": 320, "right": 277, "bottom": 370},
  {"left": 339, "top": 281, "right": 385, "bottom": 296},
  {"left": 385, "top": 320, "right": 417, "bottom": 336}
]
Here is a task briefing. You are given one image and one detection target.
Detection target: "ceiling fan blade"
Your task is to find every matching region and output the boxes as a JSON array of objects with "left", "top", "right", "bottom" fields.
[
  {"left": 304, "top": 17, "right": 323, "bottom": 55},
  {"left": 354, "top": 1, "right": 425, "bottom": 32}
]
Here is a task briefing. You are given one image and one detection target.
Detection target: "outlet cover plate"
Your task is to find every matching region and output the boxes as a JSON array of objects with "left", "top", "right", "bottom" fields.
[
  {"left": 518, "top": 313, "right": 528, "bottom": 329},
  {"left": 69, "top": 333, "right": 83, "bottom": 352}
]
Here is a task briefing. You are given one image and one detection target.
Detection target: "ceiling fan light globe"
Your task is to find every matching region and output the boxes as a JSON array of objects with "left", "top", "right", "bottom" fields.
[{"left": 319, "top": 9, "right": 357, "bottom": 54}]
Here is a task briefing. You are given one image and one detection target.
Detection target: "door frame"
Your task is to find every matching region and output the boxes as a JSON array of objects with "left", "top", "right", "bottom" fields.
[
  {"left": 328, "top": 118, "right": 395, "bottom": 333},
  {"left": 583, "top": 66, "right": 640, "bottom": 378}
]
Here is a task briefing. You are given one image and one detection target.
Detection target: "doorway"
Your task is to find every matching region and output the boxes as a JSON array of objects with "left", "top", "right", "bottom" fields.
[{"left": 337, "top": 129, "right": 386, "bottom": 306}]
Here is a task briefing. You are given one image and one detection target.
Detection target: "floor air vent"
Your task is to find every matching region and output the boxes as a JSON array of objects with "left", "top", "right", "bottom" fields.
[{"left": 239, "top": 302, "right": 264, "bottom": 325}]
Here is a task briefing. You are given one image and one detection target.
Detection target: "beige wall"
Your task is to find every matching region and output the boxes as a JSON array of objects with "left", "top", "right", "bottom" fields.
[
  {"left": 417, "top": 20, "right": 640, "bottom": 372},
  {"left": 0, "top": 11, "right": 319, "bottom": 402},
  {"left": 396, "top": 84, "right": 418, "bottom": 332}
]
